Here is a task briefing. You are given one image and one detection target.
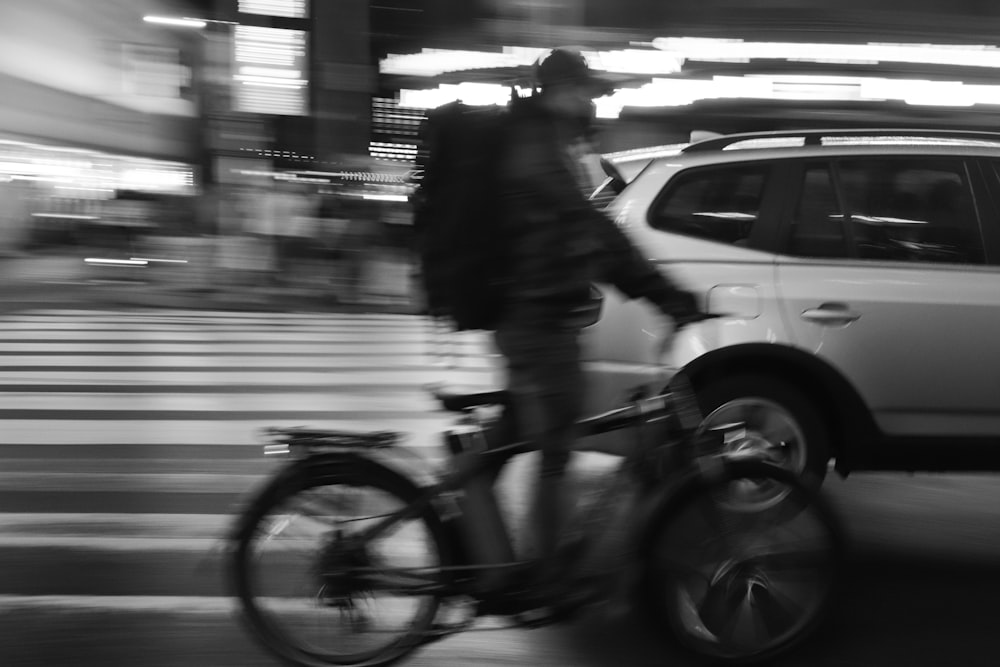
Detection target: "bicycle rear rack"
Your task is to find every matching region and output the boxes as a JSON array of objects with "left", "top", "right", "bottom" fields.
[{"left": 260, "top": 427, "right": 403, "bottom": 456}]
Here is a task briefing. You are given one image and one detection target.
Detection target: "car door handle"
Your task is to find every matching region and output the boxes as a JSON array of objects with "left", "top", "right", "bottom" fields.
[{"left": 801, "top": 304, "right": 861, "bottom": 325}]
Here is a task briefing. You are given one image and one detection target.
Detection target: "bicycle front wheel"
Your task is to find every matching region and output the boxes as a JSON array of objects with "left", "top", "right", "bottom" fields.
[
  {"left": 641, "top": 459, "right": 844, "bottom": 665},
  {"left": 231, "top": 457, "right": 451, "bottom": 667}
]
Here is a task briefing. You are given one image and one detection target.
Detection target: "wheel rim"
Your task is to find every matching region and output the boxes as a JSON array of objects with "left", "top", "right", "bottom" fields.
[
  {"left": 241, "top": 480, "right": 442, "bottom": 666},
  {"left": 699, "top": 397, "right": 807, "bottom": 471},
  {"left": 653, "top": 477, "right": 838, "bottom": 661},
  {"left": 695, "top": 398, "right": 808, "bottom": 508}
]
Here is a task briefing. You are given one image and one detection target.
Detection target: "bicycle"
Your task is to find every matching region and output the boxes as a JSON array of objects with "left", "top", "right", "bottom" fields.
[{"left": 228, "top": 326, "right": 845, "bottom": 667}]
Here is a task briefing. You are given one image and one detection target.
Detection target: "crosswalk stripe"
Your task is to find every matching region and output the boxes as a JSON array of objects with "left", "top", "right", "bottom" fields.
[
  {"left": 0, "top": 418, "right": 455, "bottom": 445},
  {"left": 0, "top": 308, "right": 505, "bottom": 608},
  {"left": 0, "top": 322, "right": 445, "bottom": 332},
  {"left": 0, "top": 343, "right": 488, "bottom": 355},
  {"left": 0, "top": 595, "right": 239, "bottom": 613},
  {"left": 0, "top": 410, "right": 455, "bottom": 423},
  {"left": 0, "top": 330, "right": 485, "bottom": 341},
  {"left": 0, "top": 511, "right": 226, "bottom": 528},
  {"left": 0, "top": 389, "right": 435, "bottom": 405},
  {"left": 0, "top": 356, "right": 494, "bottom": 368},
  {"left": 0, "top": 468, "right": 264, "bottom": 489},
  {"left": 0, "top": 370, "right": 491, "bottom": 384},
  {"left": 0, "top": 513, "right": 229, "bottom": 536},
  {"left": 0, "top": 536, "right": 221, "bottom": 550},
  {"left": 1, "top": 309, "right": 424, "bottom": 320}
]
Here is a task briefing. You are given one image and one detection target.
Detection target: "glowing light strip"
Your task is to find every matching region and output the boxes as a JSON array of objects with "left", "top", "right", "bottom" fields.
[
  {"left": 294, "top": 171, "right": 413, "bottom": 182},
  {"left": 236, "top": 77, "right": 308, "bottom": 88},
  {"left": 32, "top": 213, "right": 99, "bottom": 220},
  {"left": 238, "top": 0, "right": 307, "bottom": 18},
  {"left": 363, "top": 194, "right": 409, "bottom": 202},
  {"left": 399, "top": 83, "right": 533, "bottom": 109},
  {"left": 130, "top": 257, "right": 189, "bottom": 264},
  {"left": 399, "top": 74, "right": 1000, "bottom": 118},
  {"left": 143, "top": 16, "right": 206, "bottom": 29},
  {"left": 240, "top": 67, "right": 302, "bottom": 79},
  {"left": 381, "top": 46, "right": 681, "bottom": 77},
  {"left": 85, "top": 258, "right": 149, "bottom": 266},
  {"left": 381, "top": 39, "right": 1000, "bottom": 79},
  {"left": 652, "top": 37, "right": 1000, "bottom": 69}
]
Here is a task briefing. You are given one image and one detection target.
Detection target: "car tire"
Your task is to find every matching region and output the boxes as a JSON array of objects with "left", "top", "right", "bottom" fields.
[{"left": 692, "top": 374, "right": 830, "bottom": 488}]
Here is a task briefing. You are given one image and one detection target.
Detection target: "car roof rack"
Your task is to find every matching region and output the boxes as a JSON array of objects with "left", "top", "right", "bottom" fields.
[{"left": 681, "top": 128, "right": 1000, "bottom": 153}]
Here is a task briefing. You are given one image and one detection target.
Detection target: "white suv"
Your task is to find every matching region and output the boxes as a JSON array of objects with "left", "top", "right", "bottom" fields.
[{"left": 581, "top": 128, "right": 1000, "bottom": 484}]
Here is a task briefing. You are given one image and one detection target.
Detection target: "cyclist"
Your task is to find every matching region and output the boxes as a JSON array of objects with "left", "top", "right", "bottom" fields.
[{"left": 495, "top": 47, "right": 703, "bottom": 609}]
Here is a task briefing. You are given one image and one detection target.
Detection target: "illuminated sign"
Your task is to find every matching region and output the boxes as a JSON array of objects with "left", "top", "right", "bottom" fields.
[
  {"left": 233, "top": 26, "right": 309, "bottom": 116},
  {"left": 238, "top": 0, "right": 308, "bottom": 19}
]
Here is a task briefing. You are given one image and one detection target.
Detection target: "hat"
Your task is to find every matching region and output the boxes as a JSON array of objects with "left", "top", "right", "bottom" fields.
[{"left": 535, "top": 47, "right": 614, "bottom": 96}]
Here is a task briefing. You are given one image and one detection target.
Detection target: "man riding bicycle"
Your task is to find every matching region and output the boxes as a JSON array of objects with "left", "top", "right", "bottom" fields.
[{"left": 494, "top": 47, "right": 703, "bottom": 608}]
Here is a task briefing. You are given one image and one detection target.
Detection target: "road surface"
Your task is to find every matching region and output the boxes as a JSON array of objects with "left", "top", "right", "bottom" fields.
[{"left": 1, "top": 308, "right": 999, "bottom": 666}]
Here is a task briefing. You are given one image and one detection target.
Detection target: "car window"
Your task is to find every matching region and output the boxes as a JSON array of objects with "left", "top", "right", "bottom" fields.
[
  {"left": 837, "top": 158, "right": 984, "bottom": 264},
  {"left": 648, "top": 163, "right": 767, "bottom": 245},
  {"left": 789, "top": 163, "right": 847, "bottom": 258}
]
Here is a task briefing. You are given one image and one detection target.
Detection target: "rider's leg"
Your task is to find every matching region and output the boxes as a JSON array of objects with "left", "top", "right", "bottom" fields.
[
  {"left": 532, "top": 363, "right": 585, "bottom": 569},
  {"left": 534, "top": 449, "right": 574, "bottom": 574},
  {"left": 494, "top": 324, "right": 584, "bottom": 588}
]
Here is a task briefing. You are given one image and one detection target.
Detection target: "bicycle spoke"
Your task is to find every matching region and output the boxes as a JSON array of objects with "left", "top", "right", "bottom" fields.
[
  {"left": 237, "top": 470, "right": 447, "bottom": 666},
  {"left": 285, "top": 488, "right": 371, "bottom": 524},
  {"left": 745, "top": 545, "right": 836, "bottom": 573},
  {"left": 254, "top": 517, "right": 324, "bottom": 562},
  {"left": 356, "top": 567, "right": 445, "bottom": 595},
  {"left": 646, "top": 461, "right": 841, "bottom": 664},
  {"left": 279, "top": 487, "right": 420, "bottom": 545}
]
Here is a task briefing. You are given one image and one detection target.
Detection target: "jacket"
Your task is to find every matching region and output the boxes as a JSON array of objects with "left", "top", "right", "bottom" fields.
[{"left": 497, "top": 97, "right": 695, "bottom": 326}]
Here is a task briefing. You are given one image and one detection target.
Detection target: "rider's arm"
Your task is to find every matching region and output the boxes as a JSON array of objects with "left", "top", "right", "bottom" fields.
[
  {"left": 503, "top": 119, "right": 699, "bottom": 320},
  {"left": 592, "top": 215, "right": 700, "bottom": 320}
]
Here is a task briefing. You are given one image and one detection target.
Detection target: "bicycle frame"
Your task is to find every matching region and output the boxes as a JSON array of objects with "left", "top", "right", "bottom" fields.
[
  {"left": 235, "top": 346, "right": 844, "bottom": 667},
  {"left": 257, "top": 379, "right": 714, "bottom": 600}
]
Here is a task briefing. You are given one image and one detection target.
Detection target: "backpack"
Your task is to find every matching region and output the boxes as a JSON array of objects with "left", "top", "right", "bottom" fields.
[{"left": 412, "top": 99, "right": 515, "bottom": 331}]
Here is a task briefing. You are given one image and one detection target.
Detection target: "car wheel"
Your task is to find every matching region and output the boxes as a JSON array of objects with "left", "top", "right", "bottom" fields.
[{"left": 692, "top": 374, "right": 830, "bottom": 488}]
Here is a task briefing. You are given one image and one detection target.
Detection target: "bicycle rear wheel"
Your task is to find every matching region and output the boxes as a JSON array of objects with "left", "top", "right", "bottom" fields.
[
  {"left": 231, "top": 457, "right": 451, "bottom": 667},
  {"left": 641, "top": 459, "right": 844, "bottom": 665}
]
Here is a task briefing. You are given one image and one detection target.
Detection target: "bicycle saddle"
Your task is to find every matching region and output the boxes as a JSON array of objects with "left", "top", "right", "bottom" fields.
[{"left": 427, "top": 383, "right": 511, "bottom": 412}]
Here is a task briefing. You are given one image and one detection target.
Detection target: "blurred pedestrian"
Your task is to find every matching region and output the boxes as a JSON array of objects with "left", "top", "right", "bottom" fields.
[
  {"left": 246, "top": 177, "right": 280, "bottom": 290},
  {"left": 214, "top": 184, "right": 255, "bottom": 293},
  {"left": 0, "top": 177, "right": 29, "bottom": 259},
  {"left": 337, "top": 196, "right": 379, "bottom": 303},
  {"left": 314, "top": 194, "right": 349, "bottom": 296},
  {"left": 271, "top": 179, "right": 314, "bottom": 289}
]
